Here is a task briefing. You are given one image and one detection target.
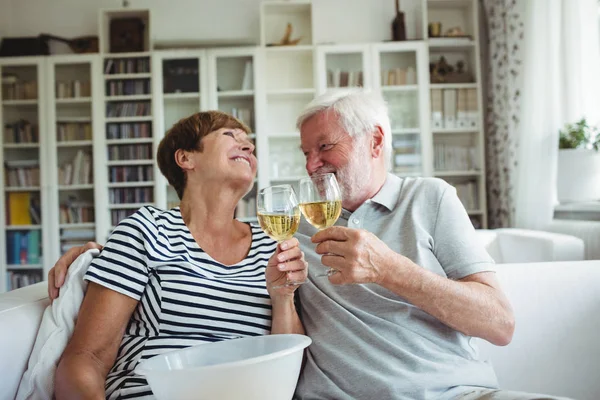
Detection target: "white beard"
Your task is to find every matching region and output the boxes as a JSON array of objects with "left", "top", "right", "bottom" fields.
[{"left": 313, "top": 138, "right": 372, "bottom": 205}]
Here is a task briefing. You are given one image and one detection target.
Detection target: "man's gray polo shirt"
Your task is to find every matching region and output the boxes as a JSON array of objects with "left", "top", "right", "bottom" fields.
[{"left": 294, "top": 173, "right": 498, "bottom": 400}]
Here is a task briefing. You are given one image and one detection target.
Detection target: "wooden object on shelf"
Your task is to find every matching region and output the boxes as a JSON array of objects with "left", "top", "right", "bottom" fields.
[{"left": 110, "top": 18, "right": 145, "bottom": 53}]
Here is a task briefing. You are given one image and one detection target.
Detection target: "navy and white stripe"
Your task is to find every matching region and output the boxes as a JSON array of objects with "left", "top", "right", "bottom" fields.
[{"left": 84, "top": 206, "right": 277, "bottom": 399}]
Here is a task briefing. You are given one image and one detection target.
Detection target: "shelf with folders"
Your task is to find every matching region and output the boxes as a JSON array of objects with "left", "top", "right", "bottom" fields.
[
  {"left": 153, "top": 50, "right": 208, "bottom": 210},
  {"left": 0, "top": 57, "right": 49, "bottom": 293},
  {"left": 424, "top": 0, "right": 487, "bottom": 228},
  {"left": 371, "top": 41, "right": 432, "bottom": 178}
]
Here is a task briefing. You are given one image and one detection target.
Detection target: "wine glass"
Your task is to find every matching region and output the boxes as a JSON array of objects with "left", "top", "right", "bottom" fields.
[
  {"left": 256, "top": 185, "right": 303, "bottom": 289},
  {"left": 298, "top": 173, "right": 343, "bottom": 277}
]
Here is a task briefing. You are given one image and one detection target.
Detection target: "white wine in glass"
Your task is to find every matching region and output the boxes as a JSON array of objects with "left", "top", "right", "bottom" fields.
[
  {"left": 298, "top": 173, "right": 342, "bottom": 276},
  {"left": 257, "top": 185, "right": 304, "bottom": 289}
]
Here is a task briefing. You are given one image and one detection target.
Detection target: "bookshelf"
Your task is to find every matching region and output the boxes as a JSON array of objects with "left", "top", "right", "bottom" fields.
[
  {"left": 46, "top": 54, "right": 103, "bottom": 263},
  {"left": 315, "top": 44, "right": 372, "bottom": 93},
  {"left": 99, "top": 52, "right": 156, "bottom": 238},
  {"left": 0, "top": 57, "right": 49, "bottom": 293},
  {"left": 207, "top": 47, "right": 264, "bottom": 222},
  {"left": 153, "top": 50, "right": 207, "bottom": 210},
  {"left": 372, "top": 41, "right": 433, "bottom": 179},
  {"left": 423, "top": 0, "right": 487, "bottom": 228}
]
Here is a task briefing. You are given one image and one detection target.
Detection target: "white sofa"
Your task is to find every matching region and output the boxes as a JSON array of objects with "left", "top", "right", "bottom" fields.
[
  {"left": 1, "top": 261, "right": 599, "bottom": 400},
  {"left": 475, "top": 228, "right": 585, "bottom": 263}
]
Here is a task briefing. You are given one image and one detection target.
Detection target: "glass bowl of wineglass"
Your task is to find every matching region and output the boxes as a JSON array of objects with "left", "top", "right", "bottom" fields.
[
  {"left": 257, "top": 184, "right": 303, "bottom": 289},
  {"left": 298, "top": 173, "right": 342, "bottom": 276}
]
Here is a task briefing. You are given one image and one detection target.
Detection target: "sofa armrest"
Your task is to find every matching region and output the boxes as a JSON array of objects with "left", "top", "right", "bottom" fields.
[{"left": 0, "top": 283, "right": 48, "bottom": 400}]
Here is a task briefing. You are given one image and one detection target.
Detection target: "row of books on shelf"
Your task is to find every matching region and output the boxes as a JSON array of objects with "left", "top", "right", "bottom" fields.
[
  {"left": 56, "top": 80, "right": 91, "bottom": 98},
  {"left": 4, "top": 120, "right": 38, "bottom": 144},
  {"left": 107, "top": 122, "right": 151, "bottom": 139},
  {"left": 60, "top": 200, "right": 95, "bottom": 224},
  {"left": 106, "top": 102, "right": 151, "bottom": 118},
  {"left": 58, "top": 150, "right": 92, "bottom": 186},
  {"left": 106, "top": 79, "right": 151, "bottom": 96},
  {"left": 431, "top": 89, "right": 479, "bottom": 129},
  {"left": 327, "top": 70, "right": 364, "bottom": 88},
  {"left": 381, "top": 67, "right": 417, "bottom": 86},
  {"left": 6, "top": 271, "right": 43, "bottom": 291},
  {"left": 433, "top": 144, "right": 478, "bottom": 171},
  {"left": 452, "top": 181, "right": 478, "bottom": 211},
  {"left": 230, "top": 108, "right": 253, "bottom": 130},
  {"left": 235, "top": 197, "right": 257, "bottom": 219},
  {"left": 6, "top": 230, "right": 41, "bottom": 265},
  {"left": 111, "top": 209, "right": 136, "bottom": 226},
  {"left": 109, "top": 187, "right": 153, "bottom": 204},
  {"left": 2, "top": 76, "right": 37, "bottom": 100},
  {"left": 109, "top": 165, "right": 153, "bottom": 183},
  {"left": 108, "top": 144, "right": 152, "bottom": 161},
  {"left": 104, "top": 58, "right": 151, "bottom": 75},
  {"left": 57, "top": 122, "right": 92, "bottom": 142},
  {"left": 5, "top": 192, "right": 41, "bottom": 225},
  {"left": 4, "top": 160, "right": 40, "bottom": 187}
]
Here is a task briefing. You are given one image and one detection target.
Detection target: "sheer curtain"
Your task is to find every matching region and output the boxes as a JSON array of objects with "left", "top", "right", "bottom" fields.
[{"left": 514, "top": 0, "right": 600, "bottom": 229}]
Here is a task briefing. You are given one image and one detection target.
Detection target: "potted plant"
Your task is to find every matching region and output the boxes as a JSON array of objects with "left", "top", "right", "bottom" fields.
[{"left": 557, "top": 118, "right": 600, "bottom": 203}]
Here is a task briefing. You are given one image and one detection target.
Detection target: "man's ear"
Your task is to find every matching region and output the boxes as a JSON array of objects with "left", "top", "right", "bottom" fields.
[
  {"left": 175, "top": 149, "right": 195, "bottom": 171},
  {"left": 371, "top": 126, "right": 385, "bottom": 158}
]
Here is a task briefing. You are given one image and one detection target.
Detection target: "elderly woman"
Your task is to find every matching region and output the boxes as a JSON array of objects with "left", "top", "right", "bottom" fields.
[{"left": 54, "top": 111, "right": 307, "bottom": 399}]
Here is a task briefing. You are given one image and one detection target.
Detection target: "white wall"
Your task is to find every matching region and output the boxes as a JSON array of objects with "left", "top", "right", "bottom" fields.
[{"left": 0, "top": 0, "right": 423, "bottom": 47}]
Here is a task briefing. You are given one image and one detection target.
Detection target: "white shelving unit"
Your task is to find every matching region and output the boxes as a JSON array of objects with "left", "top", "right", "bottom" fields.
[
  {"left": 260, "top": 0, "right": 316, "bottom": 193},
  {"left": 0, "top": 57, "right": 50, "bottom": 293},
  {"left": 0, "top": 0, "right": 490, "bottom": 292},
  {"left": 424, "top": 0, "right": 487, "bottom": 228}
]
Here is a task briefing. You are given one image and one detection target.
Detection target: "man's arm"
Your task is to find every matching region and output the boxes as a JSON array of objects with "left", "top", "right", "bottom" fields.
[
  {"left": 48, "top": 242, "right": 103, "bottom": 300},
  {"left": 313, "top": 227, "right": 514, "bottom": 346}
]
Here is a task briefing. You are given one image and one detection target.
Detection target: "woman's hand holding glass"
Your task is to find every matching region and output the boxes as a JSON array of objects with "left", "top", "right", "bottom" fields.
[
  {"left": 257, "top": 185, "right": 306, "bottom": 289},
  {"left": 298, "top": 173, "right": 343, "bottom": 277}
]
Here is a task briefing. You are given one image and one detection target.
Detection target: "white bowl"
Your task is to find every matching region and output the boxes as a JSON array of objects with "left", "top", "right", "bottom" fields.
[{"left": 135, "top": 334, "right": 312, "bottom": 400}]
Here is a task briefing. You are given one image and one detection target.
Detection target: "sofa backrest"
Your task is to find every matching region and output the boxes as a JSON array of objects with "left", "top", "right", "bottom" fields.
[
  {"left": 0, "top": 282, "right": 48, "bottom": 400},
  {"left": 474, "top": 229, "right": 585, "bottom": 264},
  {"left": 478, "top": 260, "right": 600, "bottom": 400}
]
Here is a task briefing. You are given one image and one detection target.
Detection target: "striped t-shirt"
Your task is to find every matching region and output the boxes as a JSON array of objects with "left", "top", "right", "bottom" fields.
[{"left": 84, "top": 206, "right": 277, "bottom": 399}]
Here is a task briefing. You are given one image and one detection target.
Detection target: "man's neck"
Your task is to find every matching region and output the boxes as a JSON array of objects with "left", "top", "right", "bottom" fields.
[{"left": 343, "top": 171, "right": 387, "bottom": 212}]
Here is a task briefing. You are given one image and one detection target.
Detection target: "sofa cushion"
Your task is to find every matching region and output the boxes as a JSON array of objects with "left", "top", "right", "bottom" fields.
[
  {"left": 478, "top": 260, "right": 600, "bottom": 400},
  {"left": 0, "top": 283, "right": 48, "bottom": 400}
]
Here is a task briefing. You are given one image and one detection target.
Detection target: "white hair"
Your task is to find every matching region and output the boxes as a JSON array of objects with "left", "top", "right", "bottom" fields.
[{"left": 296, "top": 89, "right": 393, "bottom": 171}]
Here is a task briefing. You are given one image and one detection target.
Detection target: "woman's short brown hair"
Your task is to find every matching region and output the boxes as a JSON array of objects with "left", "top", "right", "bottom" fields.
[{"left": 157, "top": 111, "right": 251, "bottom": 200}]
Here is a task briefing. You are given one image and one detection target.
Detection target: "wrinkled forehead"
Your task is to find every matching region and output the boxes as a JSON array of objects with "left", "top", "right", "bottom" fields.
[{"left": 300, "top": 111, "right": 350, "bottom": 142}]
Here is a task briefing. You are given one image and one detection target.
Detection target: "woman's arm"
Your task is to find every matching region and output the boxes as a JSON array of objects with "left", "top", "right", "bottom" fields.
[
  {"left": 55, "top": 282, "right": 138, "bottom": 399},
  {"left": 266, "top": 238, "right": 307, "bottom": 335}
]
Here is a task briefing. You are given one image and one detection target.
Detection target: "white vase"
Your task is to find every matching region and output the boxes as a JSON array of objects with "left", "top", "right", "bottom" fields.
[{"left": 557, "top": 149, "right": 600, "bottom": 203}]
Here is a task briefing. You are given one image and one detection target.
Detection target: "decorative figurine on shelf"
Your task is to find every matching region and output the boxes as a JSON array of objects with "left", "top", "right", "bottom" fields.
[
  {"left": 391, "top": 0, "right": 407, "bottom": 41},
  {"left": 268, "top": 23, "right": 302, "bottom": 46},
  {"left": 445, "top": 26, "right": 468, "bottom": 38},
  {"left": 429, "top": 56, "right": 474, "bottom": 84}
]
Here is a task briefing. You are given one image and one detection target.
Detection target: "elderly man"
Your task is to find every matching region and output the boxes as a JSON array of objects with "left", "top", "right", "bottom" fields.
[{"left": 49, "top": 91, "right": 571, "bottom": 400}]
